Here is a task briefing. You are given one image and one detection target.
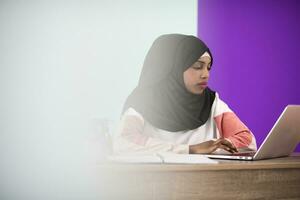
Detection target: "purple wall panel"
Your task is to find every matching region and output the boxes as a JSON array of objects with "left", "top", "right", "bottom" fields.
[{"left": 198, "top": 0, "right": 300, "bottom": 151}]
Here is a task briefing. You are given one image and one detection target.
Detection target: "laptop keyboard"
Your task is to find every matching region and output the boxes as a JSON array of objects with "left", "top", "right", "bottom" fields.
[{"left": 232, "top": 151, "right": 256, "bottom": 156}]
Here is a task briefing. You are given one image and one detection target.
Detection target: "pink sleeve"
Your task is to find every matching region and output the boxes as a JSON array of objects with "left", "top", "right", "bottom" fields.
[
  {"left": 214, "top": 112, "right": 253, "bottom": 148},
  {"left": 120, "top": 115, "right": 149, "bottom": 146},
  {"left": 114, "top": 108, "right": 189, "bottom": 154}
]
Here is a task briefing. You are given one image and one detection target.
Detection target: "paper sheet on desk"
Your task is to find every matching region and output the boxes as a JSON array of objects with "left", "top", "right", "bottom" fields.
[
  {"left": 107, "top": 155, "right": 162, "bottom": 163},
  {"left": 158, "top": 153, "right": 218, "bottom": 164},
  {"left": 107, "top": 153, "right": 218, "bottom": 164}
]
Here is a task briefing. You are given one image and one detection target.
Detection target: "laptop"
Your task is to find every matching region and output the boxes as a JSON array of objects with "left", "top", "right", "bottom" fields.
[{"left": 205, "top": 105, "right": 300, "bottom": 161}]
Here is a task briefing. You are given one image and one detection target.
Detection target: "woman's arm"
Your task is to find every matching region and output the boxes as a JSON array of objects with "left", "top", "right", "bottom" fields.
[
  {"left": 113, "top": 114, "right": 189, "bottom": 155},
  {"left": 115, "top": 114, "right": 238, "bottom": 155},
  {"left": 214, "top": 112, "right": 256, "bottom": 150},
  {"left": 211, "top": 93, "right": 257, "bottom": 151}
]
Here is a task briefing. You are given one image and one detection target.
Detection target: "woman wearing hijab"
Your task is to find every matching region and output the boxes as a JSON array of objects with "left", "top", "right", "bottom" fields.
[{"left": 113, "top": 34, "right": 257, "bottom": 155}]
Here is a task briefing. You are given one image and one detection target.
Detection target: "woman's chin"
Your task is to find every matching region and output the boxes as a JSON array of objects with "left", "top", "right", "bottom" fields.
[{"left": 191, "top": 88, "right": 205, "bottom": 95}]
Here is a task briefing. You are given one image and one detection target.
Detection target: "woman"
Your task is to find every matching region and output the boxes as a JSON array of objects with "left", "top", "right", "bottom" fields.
[{"left": 113, "top": 34, "right": 256, "bottom": 155}]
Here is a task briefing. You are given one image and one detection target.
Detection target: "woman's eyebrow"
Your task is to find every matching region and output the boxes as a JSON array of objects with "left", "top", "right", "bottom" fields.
[{"left": 197, "top": 60, "right": 211, "bottom": 64}]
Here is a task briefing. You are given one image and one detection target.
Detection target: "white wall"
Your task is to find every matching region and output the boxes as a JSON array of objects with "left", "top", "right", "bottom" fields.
[{"left": 0, "top": 1, "right": 196, "bottom": 199}]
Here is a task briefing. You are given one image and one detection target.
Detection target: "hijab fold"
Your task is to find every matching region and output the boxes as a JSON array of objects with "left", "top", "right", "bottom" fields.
[{"left": 122, "top": 34, "right": 216, "bottom": 132}]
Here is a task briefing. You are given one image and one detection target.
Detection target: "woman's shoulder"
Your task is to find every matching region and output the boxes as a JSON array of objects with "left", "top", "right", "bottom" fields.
[
  {"left": 122, "top": 107, "right": 145, "bottom": 124},
  {"left": 211, "top": 92, "right": 233, "bottom": 117}
]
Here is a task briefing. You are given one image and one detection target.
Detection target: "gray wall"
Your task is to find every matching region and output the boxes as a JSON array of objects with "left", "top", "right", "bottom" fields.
[{"left": 0, "top": 1, "right": 196, "bottom": 199}]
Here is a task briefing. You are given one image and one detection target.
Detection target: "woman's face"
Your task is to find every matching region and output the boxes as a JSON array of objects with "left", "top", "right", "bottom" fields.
[{"left": 183, "top": 55, "right": 211, "bottom": 95}]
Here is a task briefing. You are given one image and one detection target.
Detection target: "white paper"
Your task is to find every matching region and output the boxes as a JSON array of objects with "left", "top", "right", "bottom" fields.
[
  {"left": 107, "top": 153, "right": 218, "bottom": 164},
  {"left": 107, "top": 155, "right": 162, "bottom": 163},
  {"left": 157, "top": 152, "right": 218, "bottom": 164}
]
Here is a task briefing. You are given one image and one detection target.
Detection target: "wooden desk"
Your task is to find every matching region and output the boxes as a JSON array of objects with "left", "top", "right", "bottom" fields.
[{"left": 95, "top": 153, "right": 300, "bottom": 200}]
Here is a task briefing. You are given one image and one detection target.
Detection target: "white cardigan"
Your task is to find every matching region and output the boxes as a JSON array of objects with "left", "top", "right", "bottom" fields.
[{"left": 113, "top": 93, "right": 257, "bottom": 155}]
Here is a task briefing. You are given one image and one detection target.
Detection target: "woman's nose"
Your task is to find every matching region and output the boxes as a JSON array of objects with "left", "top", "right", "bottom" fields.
[{"left": 200, "top": 67, "right": 210, "bottom": 79}]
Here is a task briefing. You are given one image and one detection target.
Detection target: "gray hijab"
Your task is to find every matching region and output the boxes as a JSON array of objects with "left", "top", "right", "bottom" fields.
[{"left": 122, "top": 34, "right": 216, "bottom": 132}]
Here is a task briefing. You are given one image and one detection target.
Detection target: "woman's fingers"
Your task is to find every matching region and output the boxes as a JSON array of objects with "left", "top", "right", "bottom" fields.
[
  {"left": 210, "top": 143, "right": 221, "bottom": 153},
  {"left": 218, "top": 144, "right": 236, "bottom": 153},
  {"left": 190, "top": 139, "right": 238, "bottom": 154},
  {"left": 213, "top": 138, "right": 238, "bottom": 153},
  {"left": 213, "top": 138, "right": 223, "bottom": 145},
  {"left": 209, "top": 143, "right": 233, "bottom": 153},
  {"left": 221, "top": 139, "right": 238, "bottom": 152}
]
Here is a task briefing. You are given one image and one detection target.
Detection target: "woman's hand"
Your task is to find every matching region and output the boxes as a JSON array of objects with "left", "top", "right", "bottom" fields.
[{"left": 189, "top": 138, "right": 238, "bottom": 154}]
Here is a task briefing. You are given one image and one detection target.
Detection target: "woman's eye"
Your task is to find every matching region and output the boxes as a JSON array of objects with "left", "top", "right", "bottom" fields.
[
  {"left": 207, "top": 64, "right": 212, "bottom": 71},
  {"left": 193, "top": 62, "right": 212, "bottom": 71},
  {"left": 193, "top": 63, "right": 204, "bottom": 70}
]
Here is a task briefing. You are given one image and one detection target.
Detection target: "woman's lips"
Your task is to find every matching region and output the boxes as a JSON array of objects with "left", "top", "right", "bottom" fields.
[{"left": 197, "top": 82, "right": 208, "bottom": 88}]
